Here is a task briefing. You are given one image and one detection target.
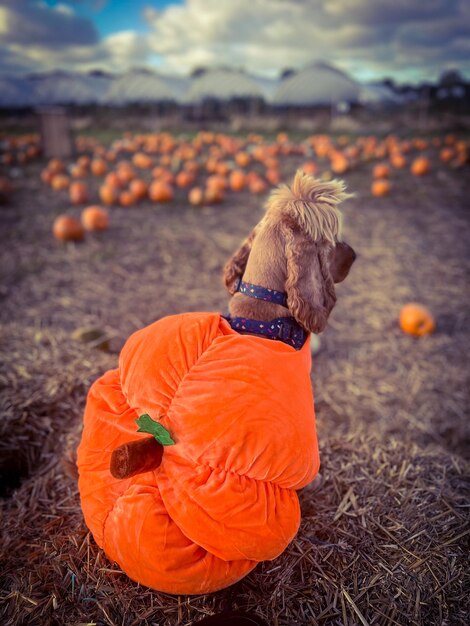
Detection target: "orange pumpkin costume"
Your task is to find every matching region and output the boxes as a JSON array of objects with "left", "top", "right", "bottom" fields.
[{"left": 77, "top": 312, "right": 319, "bottom": 594}]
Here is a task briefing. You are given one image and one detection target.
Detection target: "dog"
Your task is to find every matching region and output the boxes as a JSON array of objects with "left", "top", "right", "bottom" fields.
[
  {"left": 76, "top": 169, "right": 356, "bottom": 595},
  {"left": 109, "top": 169, "right": 356, "bottom": 480},
  {"left": 224, "top": 168, "right": 355, "bottom": 336}
]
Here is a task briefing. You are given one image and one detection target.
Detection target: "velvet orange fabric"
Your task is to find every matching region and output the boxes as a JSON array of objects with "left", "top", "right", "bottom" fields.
[{"left": 77, "top": 312, "right": 320, "bottom": 595}]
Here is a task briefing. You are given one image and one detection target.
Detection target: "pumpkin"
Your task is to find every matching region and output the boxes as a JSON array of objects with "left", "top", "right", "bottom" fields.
[
  {"left": 149, "top": 181, "right": 174, "bottom": 203},
  {"left": 129, "top": 179, "right": 148, "bottom": 201},
  {"left": 99, "top": 184, "right": 118, "bottom": 206},
  {"left": 248, "top": 177, "right": 268, "bottom": 194},
  {"left": 81, "top": 206, "right": 109, "bottom": 231},
  {"left": 91, "top": 158, "right": 108, "bottom": 177},
  {"left": 51, "top": 174, "right": 70, "bottom": 191},
  {"left": 266, "top": 169, "right": 281, "bottom": 185},
  {"left": 206, "top": 174, "right": 227, "bottom": 192},
  {"left": 175, "top": 171, "right": 194, "bottom": 189},
  {"left": 235, "top": 152, "right": 251, "bottom": 167},
  {"left": 204, "top": 185, "right": 224, "bottom": 204},
  {"left": 216, "top": 162, "right": 231, "bottom": 177},
  {"left": 330, "top": 154, "right": 349, "bottom": 174},
  {"left": 132, "top": 153, "right": 154, "bottom": 170},
  {"left": 70, "top": 164, "right": 88, "bottom": 179},
  {"left": 69, "top": 182, "right": 89, "bottom": 205},
  {"left": 48, "top": 158, "right": 65, "bottom": 174},
  {"left": 104, "top": 172, "right": 122, "bottom": 190},
  {"left": 117, "top": 166, "right": 135, "bottom": 186},
  {"left": 77, "top": 313, "right": 319, "bottom": 595},
  {"left": 373, "top": 163, "right": 390, "bottom": 179},
  {"left": 188, "top": 187, "right": 204, "bottom": 206},
  {"left": 119, "top": 190, "right": 135, "bottom": 207},
  {"left": 53, "top": 215, "right": 85, "bottom": 241},
  {"left": 439, "top": 148, "right": 454, "bottom": 163},
  {"left": 390, "top": 153, "right": 406, "bottom": 169},
  {"left": 411, "top": 157, "right": 430, "bottom": 176},
  {"left": 229, "top": 170, "right": 246, "bottom": 192},
  {"left": 371, "top": 179, "right": 391, "bottom": 197},
  {"left": 302, "top": 162, "right": 318, "bottom": 176},
  {"left": 77, "top": 156, "right": 91, "bottom": 169},
  {"left": 399, "top": 304, "right": 435, "bottom": 336}
]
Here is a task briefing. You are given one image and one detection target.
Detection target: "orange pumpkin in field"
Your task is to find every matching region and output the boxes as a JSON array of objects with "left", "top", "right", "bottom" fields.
[
  {"left": 249, "top": 177, "right": 268, "bottom": 194},
  {"left": 51, "top": 174, "right": 71, "bottom": 191},
  {"left": 119, "top": 190, "right": 135, "bottom": 207},
  {"left": 99, "top": 184, "right": 118, "bottom": 206},
  {"left": 206, "top": 175, "right": 227, "bottom": 192},
  {"left": 70, "top": 164, "right": 88, "bottom": 179},
  {"left": 129, "top": 179, "right": 148, "bottom": 201},
  {"left": 373, "top": 163, "right": 390, "bottom": 178},
  {"left": 399, "top": 303, "right": 435, "bottom": 336},
  {"left": 149, "top": 181, "right": 174, "bottom": 203},
  {"left": 81, "top": 206, "right": 109, "bottom": 231},
  {"left": 411, "top": 157, "right": 430, "bottom": 176},
  {"left": 390, "top": 153, "right": 406, "bottom": 169},
  {"left": 266, "top": 168, "right": 281, "bottom": 185},
  {"left": 77, "top": 155, "right": 91, "bottom": 169},
  {"left": 204, "top": 185, "right": 224, "bottom": 204},
  {"left": 53, "top": 215, "right": 85, "bottom": 241},
  {"left": 117, "top": 166, "right": 135, "bottom": 186},
  {"left": 302, "top": 162, "right": 318, "bottom": 176},
  {"left": 48, "top": 158, "right": 65, "bottom": 174},
  {"left": 371, "top": 179, "right": 391, "bottom": 197},
  {"left": 132, "top": 153, "right": 154, "bottom": 170},
  {"left": 188, "top": 187, "right": 204, "bottom": 206},
  {"left": 330, "top": 154, "right": 349, "bottom": 174},
  {"left": 69, "top": 182, "right": 89, "bottom": 205},
  {"left": 91, "top": 158, "right": 108, "bottom": 177},
  {"left": 235, "top": 152, "right": 251, "bottom": 167},
  {"left": 229, "top": 170, "right": 246, "bottom": 192},
  {"left": 176, "top": 171, "right": 194, "bottom": 189},
  {"left": 104, "top": 172, "right": 122, "bottom": 190}
]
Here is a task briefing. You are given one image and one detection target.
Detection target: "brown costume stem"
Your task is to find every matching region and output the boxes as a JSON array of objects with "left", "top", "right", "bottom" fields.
[{"left": 110, "top": 437, "right": 164, "bottom": 479}]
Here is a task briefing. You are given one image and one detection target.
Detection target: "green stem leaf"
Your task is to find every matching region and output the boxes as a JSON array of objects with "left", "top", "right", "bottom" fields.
[{"left": 135, "top": 413, "right": 175, "bottom": 446}]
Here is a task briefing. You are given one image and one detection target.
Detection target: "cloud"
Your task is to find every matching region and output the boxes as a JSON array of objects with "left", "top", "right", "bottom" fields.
[
  {"left": 0, "top": 0, "right": 152, "bottom": 75},
  {"left": 0, "top": 0, "right": 98, "bottom": 48},
  {"left": 142, "top": 0, "right": 470, "bottom": 81},
  {"left": 0, "top": 0, "right": 468, "bottom": 82}
]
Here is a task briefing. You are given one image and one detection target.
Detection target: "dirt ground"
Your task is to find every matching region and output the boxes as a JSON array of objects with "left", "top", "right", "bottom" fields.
[{"left": 0, "top": 131, "right": 469, "bottom": 626}]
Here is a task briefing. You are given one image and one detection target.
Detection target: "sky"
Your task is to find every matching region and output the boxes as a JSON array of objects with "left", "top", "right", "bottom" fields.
[{"left": 0, "top": 0, "right": 469, "bottom": 84}]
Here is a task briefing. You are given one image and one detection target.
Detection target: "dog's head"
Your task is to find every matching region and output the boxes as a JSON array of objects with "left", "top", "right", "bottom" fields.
[{"left": 224, "top": 170, "right": 356, "bottom": 334}]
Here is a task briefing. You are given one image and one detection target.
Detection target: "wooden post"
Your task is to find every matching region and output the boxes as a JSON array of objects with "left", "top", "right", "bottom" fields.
[{"left": 37, "top": 107, "right": 74, "bottom": 158}]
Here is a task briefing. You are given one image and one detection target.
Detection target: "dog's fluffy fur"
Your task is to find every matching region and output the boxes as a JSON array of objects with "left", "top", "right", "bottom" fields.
[{"left": 224, "top": 169, "right": 354, "bottom": 334}]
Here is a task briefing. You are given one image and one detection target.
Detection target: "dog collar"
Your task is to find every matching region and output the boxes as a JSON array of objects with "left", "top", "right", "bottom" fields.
[
  {"left": 225, "top": 315, "right": 308, "bottom": 350},
  {"left": 234, "top": 278, "right": 288, "bottom": 307}
]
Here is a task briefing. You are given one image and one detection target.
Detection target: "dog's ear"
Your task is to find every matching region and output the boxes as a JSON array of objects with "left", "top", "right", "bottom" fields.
[
  {"left": 223, "top": 226, "right": 258, "bottom": 294},
  {"left": 284, "top": 226, "right": 337, "bottom": 334},
  {"left": 330, "top": 241, "right": 356, "bottom": 284}
]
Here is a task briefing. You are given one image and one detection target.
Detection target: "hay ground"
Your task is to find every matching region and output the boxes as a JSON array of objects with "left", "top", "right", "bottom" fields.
[{"left": 0, "top": 132, "right": 469, "bottom": 626}]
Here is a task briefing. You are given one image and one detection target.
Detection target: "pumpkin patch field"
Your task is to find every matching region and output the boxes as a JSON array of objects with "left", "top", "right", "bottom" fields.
[{"left": 0, "top": 129, "right": 469, "bottom": 626}]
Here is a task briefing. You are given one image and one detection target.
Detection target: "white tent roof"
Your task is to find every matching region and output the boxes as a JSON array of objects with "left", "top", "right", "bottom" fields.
[
  {"left": 359, "top": 83, "right": 403, "bottom": 104},
  {"left": 27, "top": 72, "right": 112, "bottom": 105},
  {"left": 271, "top": 63, "right": 361, "bottom": 105},
  {"left": 105, "top": 70, "right": 182, "bottom": 104},
  {"left": 0, "top": 77, "right": 34, "bottom": 107},
  {"left": 183, "top": 69, "right": 268, "bottom": 103}
]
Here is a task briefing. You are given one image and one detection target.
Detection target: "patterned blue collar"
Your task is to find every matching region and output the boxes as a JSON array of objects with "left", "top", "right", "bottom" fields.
[
  {"left": 225, "top": 316, "right": 308, "bottom": 350},
  {"left": 234, "top": 278, "right": 288, "bottom": 308}
]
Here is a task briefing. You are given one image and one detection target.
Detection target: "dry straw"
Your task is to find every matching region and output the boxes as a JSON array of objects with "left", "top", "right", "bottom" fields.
[{"left": 1, "top": 148, "right": 469, "bottom": 625}]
